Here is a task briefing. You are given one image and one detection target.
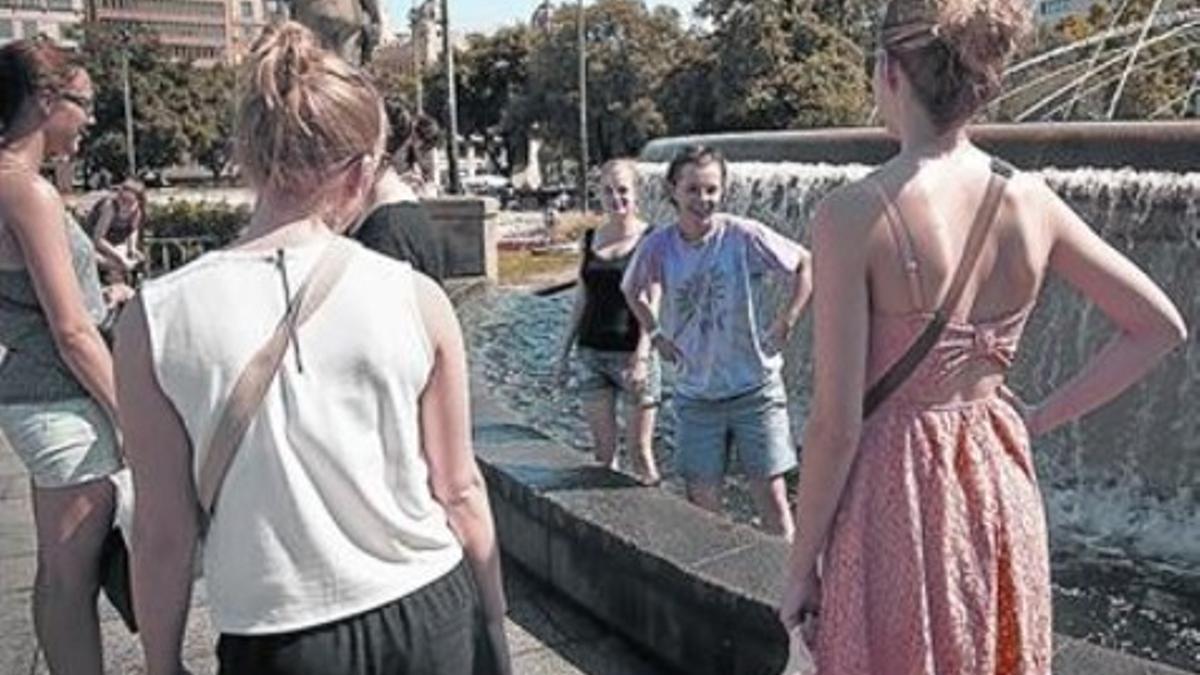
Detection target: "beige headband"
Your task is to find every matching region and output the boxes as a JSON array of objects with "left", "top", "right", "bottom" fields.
[{"left": 881, "top": 19, "right": 942, "bottom": 51}]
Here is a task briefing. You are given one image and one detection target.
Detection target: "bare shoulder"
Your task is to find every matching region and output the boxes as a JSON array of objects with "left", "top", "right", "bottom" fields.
[
  {"left": 0, "top": 172, "right": 60, "bottom": 227},
  {"left": 411, "top": 269, "right": 458, "bottom": 340},
  {"left": 1002, "top": 168, "right": 1072, "bottom": 242},
  {"left": 812, "top": 179, "right": 880, "bottom": 244}
]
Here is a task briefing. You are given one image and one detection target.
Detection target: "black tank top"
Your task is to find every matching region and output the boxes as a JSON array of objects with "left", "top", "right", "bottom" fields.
[{"left": 577, "top": 227, "right": 651, "bottom": 352}]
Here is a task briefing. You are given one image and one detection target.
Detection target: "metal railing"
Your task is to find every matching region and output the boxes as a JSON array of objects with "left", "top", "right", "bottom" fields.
[{"left": 143, "top": 236, "right": 220, "bottom": 277}]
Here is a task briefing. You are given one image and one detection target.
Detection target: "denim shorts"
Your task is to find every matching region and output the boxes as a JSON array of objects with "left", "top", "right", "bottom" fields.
[
  {"left": 575, "top": 347, "right": 662, "bottom": 407},
  {"left": 0, "top": 397, "right": 122, "bottom": 488},
  {"left": 673, "top": 376, "right": 797, "bottom": 482}
]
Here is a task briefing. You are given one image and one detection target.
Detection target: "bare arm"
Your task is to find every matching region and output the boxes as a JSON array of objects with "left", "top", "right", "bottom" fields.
[
  {"left": 556, "top": 284, "right": 586, "bottom": 363},
  {"left": 5, "top": 182, "right": 118, "bottom": 417},
  {"left": 632, "top": 283, "right": 661, "bottom": 361},
  {"left": 781, "top": 194, "right": 870, "bottom": 629},
  {"left": 769, "top": 247, "right": 814, "bottom": 347},
  {"left": 113, "top": 298, "right": 198, "bottom": 675},
  {"left": 415, "top": 275, "right": 512, "bottom": 673},
  {"left": 90, "top": 200, "right": 130, "bottom": 271},
  {"left": 1025, "top": 185, "right": 1187, "bottom": 436},
  {"left": 623, "top": 278, "right": 682, "bottom": 363}
]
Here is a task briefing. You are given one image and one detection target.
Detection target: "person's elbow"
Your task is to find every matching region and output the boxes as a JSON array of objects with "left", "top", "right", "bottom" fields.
[
  {"left": 1157, "top": 308, "right": 1188, "bottom": 353},
  {"left": 51, "top": 319, "right": 103, "bottom": 363},
  {"left": 620, "top": 280, "right": 638, "bottom": 305},
  {"left": 794, "top": 247, "right": 813, "bottom": 276},
  {"left": 803, "top": 414, "right": 862, "bottom": 458},
  {"left": 433, "top": 465, "right": 488, "bottom": 514}
]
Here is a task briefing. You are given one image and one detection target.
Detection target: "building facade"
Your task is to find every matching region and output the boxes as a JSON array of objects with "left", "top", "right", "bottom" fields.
[
  {"left": 1034, "top": 0, "right": 1098, "bottom": 24},
  {"left": 85, "top": 0, "right": 280, "bottom": 63},
  {"left": 1, "top": 0, "right": 86, "bottom": 46}
]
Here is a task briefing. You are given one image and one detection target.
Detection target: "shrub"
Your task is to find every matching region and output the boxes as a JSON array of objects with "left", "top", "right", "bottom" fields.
[{"left": 144, "top": 200, "right": 250, "bottom": 246}]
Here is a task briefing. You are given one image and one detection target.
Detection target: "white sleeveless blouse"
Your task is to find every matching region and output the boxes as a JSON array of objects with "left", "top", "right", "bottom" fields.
[{"left": 140, "top": 237, "right": 462, "bottom": 634}]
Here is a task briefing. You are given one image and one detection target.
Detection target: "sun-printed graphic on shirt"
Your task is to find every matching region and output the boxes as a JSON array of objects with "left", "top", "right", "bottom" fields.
[{"left": 674, "top": 267, "right": 730, "bottom": 337}]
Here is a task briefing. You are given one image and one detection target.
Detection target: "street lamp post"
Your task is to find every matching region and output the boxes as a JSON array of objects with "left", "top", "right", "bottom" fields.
[
  {"left": 119, "top": 29, "right": 137, "bottom": 179},
  {"left": 411, "top": 0, "right": 423, "bottom": 115},
  {"left": 441, "top": 0, "right": 461, "bottom": 194},
  {"left": 577, "top": 0, "right": 588, "bottom": 211}
]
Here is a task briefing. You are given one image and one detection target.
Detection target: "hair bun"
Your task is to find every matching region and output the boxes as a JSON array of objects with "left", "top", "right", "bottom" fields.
[
  {"left": 936, "top": 0, "right": 1032, "bottom": 78},
  {"left": 235, "top": 21, "right": 383, "bottom": 195}
]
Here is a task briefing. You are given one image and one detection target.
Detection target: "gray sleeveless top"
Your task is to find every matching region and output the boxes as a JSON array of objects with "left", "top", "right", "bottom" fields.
[{"left": 0, "top": 212, "right": 107, "bottom": 403}]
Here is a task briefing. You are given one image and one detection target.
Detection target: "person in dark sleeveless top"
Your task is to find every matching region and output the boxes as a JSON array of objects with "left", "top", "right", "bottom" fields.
[
  {"left": 347, "top": 99, "right": 445, "bottom": 282},
  {"left": 87, "top": 178, "right": 146, "bottom": 286},
  {"left": 555, "top": 159, "right": 661, "bottom": 485},
  {"left": 0, "top": 39, "right": 123, "bottom": 674}
]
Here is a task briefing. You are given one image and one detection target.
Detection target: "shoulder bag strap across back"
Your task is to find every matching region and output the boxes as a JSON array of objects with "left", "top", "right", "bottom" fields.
[
  {"left": 196, "top": 237, "right": 356, "bottom": 519},
  {"left": 861, "top": 158, "right": 1014, "bottom": 419}
]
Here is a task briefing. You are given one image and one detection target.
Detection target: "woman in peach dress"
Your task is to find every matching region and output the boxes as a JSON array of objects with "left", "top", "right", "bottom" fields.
[{"left": 779, "top": 1, "right": 1188, "bottom": 673}]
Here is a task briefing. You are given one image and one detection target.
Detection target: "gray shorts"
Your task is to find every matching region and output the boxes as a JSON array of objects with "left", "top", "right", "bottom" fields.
[
  {"left": 0, "top": 397, "right": 122, "bottom": 488},
  {"left": 673, "top": 376, "right": 797, "bottom": 482},
  {"left": 575, "top": 347, "right": 662, "bottom": 408}
]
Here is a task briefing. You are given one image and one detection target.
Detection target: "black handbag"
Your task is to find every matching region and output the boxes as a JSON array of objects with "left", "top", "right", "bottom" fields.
[{"left": 99, "top": 527, "right": 138, "bottom": 633}]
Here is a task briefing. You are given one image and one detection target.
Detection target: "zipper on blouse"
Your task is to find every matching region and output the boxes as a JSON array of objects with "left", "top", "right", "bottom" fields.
[{"left": 274, "top": 248, "right": 304, "bottom": 373}]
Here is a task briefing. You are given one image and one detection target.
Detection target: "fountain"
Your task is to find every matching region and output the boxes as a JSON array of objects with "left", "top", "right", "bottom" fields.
[
  {"left": 637, "top": 122, "right": 1200, "bottom": 574},
  {"left": 462, "top": 121, "right": 1198, "bottom": 672}
]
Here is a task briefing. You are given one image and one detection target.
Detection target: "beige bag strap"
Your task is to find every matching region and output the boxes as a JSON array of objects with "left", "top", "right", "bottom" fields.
[{"left": 196, "top": 237, "right": 356, "bottom": 518}]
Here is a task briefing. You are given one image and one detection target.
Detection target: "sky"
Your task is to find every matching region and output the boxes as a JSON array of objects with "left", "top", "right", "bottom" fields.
[{"left": 382, "top": 0, "right": 702, "bottom": 35}]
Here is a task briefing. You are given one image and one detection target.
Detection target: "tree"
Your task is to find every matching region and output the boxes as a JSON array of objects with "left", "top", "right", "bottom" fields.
[
  {"left": 77, "top": 22, "right": 192, "bottom": 179},
  {"left": 367, "top": 42, "right": 421, "bottom": 120},
  {"left": 507, "top": 0, "right": 696, "bottom": 166},
  {"left": 697, "top": 1, "right": 872, "bottom": 130},
  {"left": 186, "top": 65, "right": 238, "bottom": 180},
  {"left": 423, "top": 25, "right": 534, "bottom": 176}
]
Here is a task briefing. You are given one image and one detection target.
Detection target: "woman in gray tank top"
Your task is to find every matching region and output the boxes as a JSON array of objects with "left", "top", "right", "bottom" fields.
[{"left": 0, "top": 39, "right": 123, "bottom": 673}]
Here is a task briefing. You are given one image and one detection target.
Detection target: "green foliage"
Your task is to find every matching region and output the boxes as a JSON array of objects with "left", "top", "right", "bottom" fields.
[
  {"left": 423, "top": 25, "right": 535, "bottom": 175},
  {"left": 367, "top": 44, "right": 421, "bottom": 131},
  {"left": 185, "top": 66, "right": 238, "bottom": 180},
  {"left": 698, "top": 1, "right": 872, "bottom": 130},
  {"left": 77, "top": 22, "right": 241, "bottom": 180},
  {"left": 144, "top": 200, "right": 250, "bottom": 245},
  {"left": 78, "top": 23, "right": 186, "bottom": 178},
  {"left": 506, "top": 0, "right": 692, "bottom": 163}
]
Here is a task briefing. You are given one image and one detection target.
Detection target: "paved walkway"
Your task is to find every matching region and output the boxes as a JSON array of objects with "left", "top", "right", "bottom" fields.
[{"left": 0, "top": 438, "right": 667, "bottom": 675}]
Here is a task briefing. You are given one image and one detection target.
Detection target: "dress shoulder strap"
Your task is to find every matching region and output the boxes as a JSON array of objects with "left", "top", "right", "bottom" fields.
[{"left": 865, "top": 176, "right": 927, "bottom": 313}]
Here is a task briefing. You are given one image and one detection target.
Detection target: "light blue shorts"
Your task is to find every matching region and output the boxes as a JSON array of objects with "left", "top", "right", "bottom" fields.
[
  {"left": 673, "top": 376, "right": 797, "bottom": 482},
  {"left": 0, "top": 397, "right": 122, "bottom": 489},
  {"left": 576, "top": 347, "right": 662, "bottom": 408}
]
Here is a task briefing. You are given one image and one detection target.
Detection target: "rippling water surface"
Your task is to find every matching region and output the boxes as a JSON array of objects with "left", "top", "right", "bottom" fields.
[{"left": 462, "top": 288, "right": 1200, "bottom": 672}]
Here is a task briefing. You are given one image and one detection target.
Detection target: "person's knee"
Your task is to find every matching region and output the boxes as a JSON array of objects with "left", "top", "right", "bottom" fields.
[{"left": 35, "top": 540, "right": 102, "bottom": 594}]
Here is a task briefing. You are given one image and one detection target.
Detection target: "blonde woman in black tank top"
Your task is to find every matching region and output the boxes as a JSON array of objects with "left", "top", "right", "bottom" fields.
[{"left": 554, "top": 160, "right": 662, "bottom": 486}]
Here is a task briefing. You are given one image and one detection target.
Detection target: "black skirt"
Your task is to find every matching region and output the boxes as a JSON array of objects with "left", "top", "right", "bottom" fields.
[{"left": 216, "top": 562, "right": 497, "bottom": 675}]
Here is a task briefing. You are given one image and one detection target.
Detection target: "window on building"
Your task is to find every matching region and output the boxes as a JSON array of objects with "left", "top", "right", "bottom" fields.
[
  {"left": 20, "top": 20, "right": 38, "bottom": 38},
  {"left": 240, "top": 1, "right": 253, "bottom": 19},
  {"left": 0, "top": 20, "right": 13, "bottom": 39},
  {"left": 47, "top": 0, "right": 73, "bottom": 10}
]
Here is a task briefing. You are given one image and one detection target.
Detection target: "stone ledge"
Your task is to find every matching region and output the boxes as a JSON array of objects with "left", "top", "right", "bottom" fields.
[
  {"left": 472, "top": 397, "right": 1194, "bottom": 675},
  {"left": 639, "top": 121, "right": 1200, "bottom": 173}
]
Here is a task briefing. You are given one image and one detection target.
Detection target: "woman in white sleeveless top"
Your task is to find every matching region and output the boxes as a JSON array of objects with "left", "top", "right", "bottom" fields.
[{"left": 113, "top": 22, "right": 511, "bottom": 675}]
